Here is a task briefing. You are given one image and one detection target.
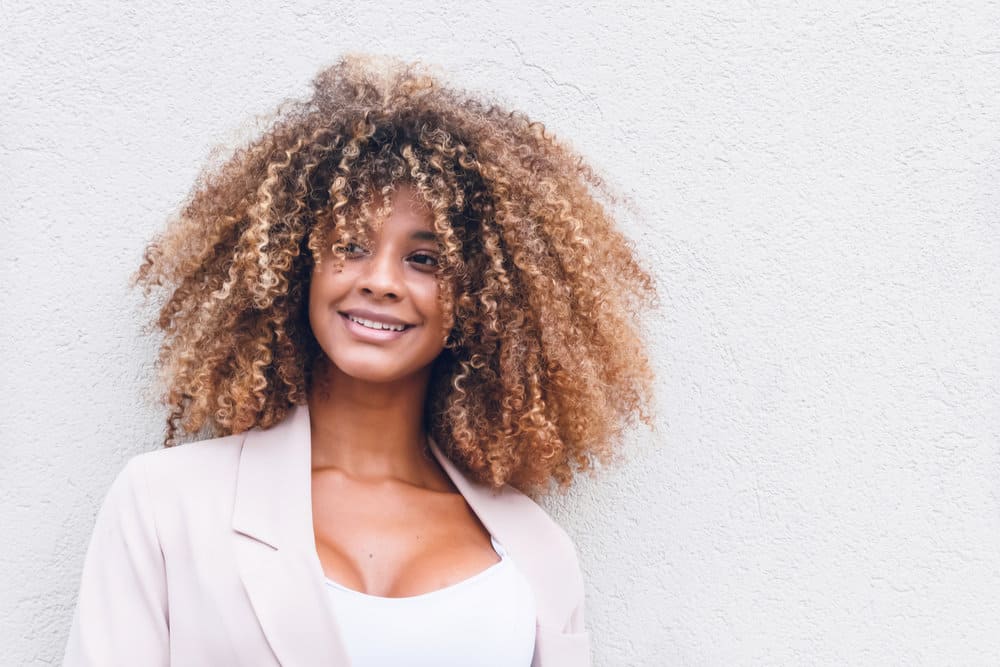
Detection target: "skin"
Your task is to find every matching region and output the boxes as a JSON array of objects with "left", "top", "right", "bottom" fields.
[{"left": 307, "top": 184, "right": 501, "bottom": 597}]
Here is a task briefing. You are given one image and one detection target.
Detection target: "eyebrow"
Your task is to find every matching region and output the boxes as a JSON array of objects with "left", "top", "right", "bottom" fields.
[{"left": 410, "top": 230, "right": 439, "bottom": 242}]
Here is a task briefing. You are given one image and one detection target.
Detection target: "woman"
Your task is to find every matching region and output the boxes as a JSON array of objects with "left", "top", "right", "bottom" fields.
[{"left": 64, "top": 54, "right": 659, "bottom": 666}]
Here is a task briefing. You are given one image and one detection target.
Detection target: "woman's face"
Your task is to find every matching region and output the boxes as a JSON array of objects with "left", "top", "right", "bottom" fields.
[{"left": 308, "top": 184, "right": 449, "bottom": 385}]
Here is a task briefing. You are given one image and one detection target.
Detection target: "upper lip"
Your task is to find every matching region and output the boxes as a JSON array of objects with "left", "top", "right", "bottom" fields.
[{"left": 339, "top": 308, "right": 414, "bottom": 327}]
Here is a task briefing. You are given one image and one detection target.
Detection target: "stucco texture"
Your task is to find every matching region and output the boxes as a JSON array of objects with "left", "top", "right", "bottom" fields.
[{"left": 2, "top": 2, "right": 998, "bottom": 665}]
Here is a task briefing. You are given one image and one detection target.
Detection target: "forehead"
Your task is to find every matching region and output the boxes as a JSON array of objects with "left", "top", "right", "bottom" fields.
[{"left": 367, "top": 184, "right": 437, "bottom": 236}]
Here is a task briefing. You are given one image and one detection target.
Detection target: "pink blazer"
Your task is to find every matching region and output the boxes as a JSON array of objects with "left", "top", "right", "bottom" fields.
[{"left": 63, "top": 403, "right": 591, "bottom": 666}]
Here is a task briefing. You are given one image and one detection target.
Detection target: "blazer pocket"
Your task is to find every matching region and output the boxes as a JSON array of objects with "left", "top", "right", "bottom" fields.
[{"left": 533, "top": 624, "right": 592, "bottom": 667}]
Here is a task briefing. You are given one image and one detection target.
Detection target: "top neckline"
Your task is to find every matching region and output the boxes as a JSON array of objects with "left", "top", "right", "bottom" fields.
[{"left": 323, "top": 534, "right": 509, "bottom": 602}]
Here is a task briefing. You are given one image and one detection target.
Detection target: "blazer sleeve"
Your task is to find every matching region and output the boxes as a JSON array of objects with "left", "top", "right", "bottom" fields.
[
  {"left": 566, "top": 594, "right": 587, "bottom": 634},
  {"left": 63, "top": 456, "right": 169, "bottom": 666}
]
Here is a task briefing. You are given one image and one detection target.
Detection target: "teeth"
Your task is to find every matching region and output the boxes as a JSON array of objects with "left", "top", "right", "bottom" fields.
[{"left": 347, "top": 315, "right": 407, "bottom": 332}]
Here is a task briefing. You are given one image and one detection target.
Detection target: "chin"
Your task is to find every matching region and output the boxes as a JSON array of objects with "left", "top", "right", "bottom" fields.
[
  {"left": 326, "top": 359, "right": 398, "bottom": 384},
  {"left": 326, "top": 353, "right": 435, "bottom": 385}
]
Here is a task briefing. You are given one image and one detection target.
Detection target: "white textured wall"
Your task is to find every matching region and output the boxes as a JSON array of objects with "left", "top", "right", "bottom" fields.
[{"left": 3, "top": 2, "right": 998, "bottom": 665}]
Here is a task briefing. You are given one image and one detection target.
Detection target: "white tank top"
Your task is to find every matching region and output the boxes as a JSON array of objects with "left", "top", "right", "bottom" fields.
[{"left": 323, "top": 534, "right": 536, "bottom": 666}]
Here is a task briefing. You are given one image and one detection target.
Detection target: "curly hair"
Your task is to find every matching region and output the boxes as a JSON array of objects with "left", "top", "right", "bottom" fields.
[{"left": 132, "top": 53, "right": 660, "bottom": 496}]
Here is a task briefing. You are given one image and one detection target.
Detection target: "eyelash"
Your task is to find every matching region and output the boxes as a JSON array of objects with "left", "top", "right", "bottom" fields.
[
  {"left": 410, "top": 253, "right": 439, "bottom": 267},
  {"left": 335, "top": 242, "right": 368, "bottom": 258},
  {"left": 334, "top": 243, "right": 439, "bottom": 268}
]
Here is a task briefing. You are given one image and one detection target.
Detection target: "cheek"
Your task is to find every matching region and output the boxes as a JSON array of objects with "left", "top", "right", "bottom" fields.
[
  {"left": 416, "top": 282, "right": 446, "bottom": 323},
  {"left": 307, "top": 272, "right": 341, "bottom": 328},
  {"left": 306, "top": 288, "right": 324, "bottom": 339},
  {"left": 308, "top": 273, "right": 324, "bottom": 311},
  {"left": 307, "top": 284, "right": 320, "bottom": 318}
]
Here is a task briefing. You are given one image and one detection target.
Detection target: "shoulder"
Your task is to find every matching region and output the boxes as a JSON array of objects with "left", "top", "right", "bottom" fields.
[
  {"left": 128, "top": 431, "right": 245, "bottom": 482},
  {"left": 119, "top": 432, "right": 247, "bottom": 517},
  {"left": 507, "top": 484, "right": 582, "bottom": 560}
]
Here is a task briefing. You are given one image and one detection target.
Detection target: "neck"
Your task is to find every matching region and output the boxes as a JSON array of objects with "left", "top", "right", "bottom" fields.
[{"left": 306, "top": 357, "right": 440, "bottom": 488}]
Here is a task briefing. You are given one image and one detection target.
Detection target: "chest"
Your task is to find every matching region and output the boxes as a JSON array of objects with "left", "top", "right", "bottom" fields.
[{"left": 311, "top": 472, "right": 502, "bottom": 598}]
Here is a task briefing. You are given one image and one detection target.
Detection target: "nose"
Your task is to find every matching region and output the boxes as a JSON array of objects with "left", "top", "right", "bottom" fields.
[{"left": 357, "top": 246, "right": 403, "bottom": 300}]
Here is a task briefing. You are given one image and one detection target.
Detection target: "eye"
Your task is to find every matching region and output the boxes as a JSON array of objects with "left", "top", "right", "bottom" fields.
[
  {"left": 409, "top": 252, "right": 439, "bottom": 268},
  {"left": 334, "top": 242, "right": 367, "bottom": 256}
]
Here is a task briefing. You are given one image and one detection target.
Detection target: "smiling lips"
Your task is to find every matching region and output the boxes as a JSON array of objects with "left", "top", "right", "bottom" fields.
[
  {"left": 344, "top": 312, "right": 410, "bottom": 331},
  {"left": 339, "top": 312, "right": 414, "bottom": 342}
]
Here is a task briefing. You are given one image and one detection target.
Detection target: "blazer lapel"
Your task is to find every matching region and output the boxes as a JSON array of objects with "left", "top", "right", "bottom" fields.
[
  {"left": 230, "top": 402, "right": 585, "bottom": 666},
  {"left": 232, "top": 403, "right": 349, "bottom": 666},
  {"left": 427, "top": 436, "right": 591, "bottom": 666},
  {"left": 425, "top": 436, "right": 568, "bottom": 628}
]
